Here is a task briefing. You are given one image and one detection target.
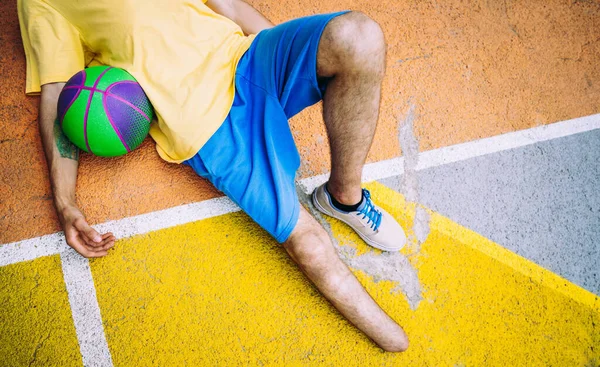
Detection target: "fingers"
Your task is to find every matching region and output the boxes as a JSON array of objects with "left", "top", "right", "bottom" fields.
[
  {"left": 73, "top": 236, "right": 115, "bottom": 258},
  {"left": 61, "top": 209, "right": 117, "bottom": 258},
  {"left": 65, "top": 228, "right": 116, "bottom": 258},
  {"left": 81, "top": 233, "right": 116, "bottom": 249},
  {"left": 97, "top": 235, "right": 116, "bottom": 249},
  {"left": 67, "top": 235, "right": 107, "bottom": 258},
  {"left": 72, "top": 217, "right": 103, "bottom": 244}
]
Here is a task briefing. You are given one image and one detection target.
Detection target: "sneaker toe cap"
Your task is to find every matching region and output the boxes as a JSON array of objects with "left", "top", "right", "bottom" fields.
[{"left": 374, "top": 209, "right": 407, "bottom": 251}]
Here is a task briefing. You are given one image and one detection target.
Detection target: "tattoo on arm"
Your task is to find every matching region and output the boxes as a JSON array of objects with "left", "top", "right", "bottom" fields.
[{"left": 53, "top": 118, "right": 79, "bottom": 160}]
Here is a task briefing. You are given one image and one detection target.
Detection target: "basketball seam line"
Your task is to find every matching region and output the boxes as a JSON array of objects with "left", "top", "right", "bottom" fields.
[
  {"left": 105, "top": 82, "right": 152, "bottom": 122},
  {"left": 63, "top": 85, "right": 152, "bottom": 122},
  {"left": 83, "top": 67, "right": 113, "bottom": 154},
  {"left": 60, "top": 70, "right": 85, "bottom": 128}
]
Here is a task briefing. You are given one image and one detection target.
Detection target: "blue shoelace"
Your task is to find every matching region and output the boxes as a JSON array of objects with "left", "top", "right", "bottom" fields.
[{"left": 357, "top": 189, "right": 382, "bottom": 231}]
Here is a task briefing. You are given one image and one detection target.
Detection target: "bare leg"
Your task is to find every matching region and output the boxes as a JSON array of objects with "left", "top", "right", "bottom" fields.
[
  {"left": 317, "top": 12, "right": 386, "bottom": 205},
  {"left": 283, "top": 207, "right": 409, "bottom": 352},
  {"left": 294, "top": 11, "right": 407, "bottom": 350}
]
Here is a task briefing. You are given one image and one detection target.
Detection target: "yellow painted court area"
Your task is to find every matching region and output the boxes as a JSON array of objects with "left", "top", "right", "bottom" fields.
[
  {"left": 2, "top": 183, "right": 584, "bottom": 366},
  {"left": 0, "top": 255, "right": 81, "bottom": 367}
]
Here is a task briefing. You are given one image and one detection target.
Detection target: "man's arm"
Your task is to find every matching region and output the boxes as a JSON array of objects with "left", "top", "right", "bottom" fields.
[
  {"left": 205, "top": 0, "right": 274, "bottom": 35},
  {"left": 39, "top": 83, "right": 115, "bottom": 258}
]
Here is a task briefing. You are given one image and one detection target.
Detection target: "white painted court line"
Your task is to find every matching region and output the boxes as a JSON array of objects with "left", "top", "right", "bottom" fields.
[
  {"left": 415, "top": 113, "right": 600, "bottom": 172},
  {"left": 3, "top": 113, "right": 600, "bottom": 259},
  {"left": 0, "top": 232, "right": 69, "bottom": 267},
  {"left": 300, "top": 157, "right": 405, "bottom": 194},
  {"left": 93, "top": 195, "right": 240, "bottom": 238},
  {"left": 301, "top": 113, "right": 600, "bottom": 193},
  {"left": 0, "top": 196, "right": 241, "bottom": 267},
  {"left": 61, "top": 250, "right": 114, "bottom": 367},
  {"left": 2, "top": 113, "right": 599, "bottom": 261}
]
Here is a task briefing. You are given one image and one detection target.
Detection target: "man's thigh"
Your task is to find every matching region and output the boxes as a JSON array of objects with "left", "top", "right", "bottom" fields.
[
  {"left": 185, "top": 12, "right": 348, "bottom": 243},
  {"left": 237, "top": 11, "right": 348, "bottom": 118}
]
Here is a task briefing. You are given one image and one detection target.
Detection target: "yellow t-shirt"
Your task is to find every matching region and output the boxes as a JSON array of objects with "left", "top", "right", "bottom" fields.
[{"left": 18, "top": 0, "right": 255, "bottom": 162}]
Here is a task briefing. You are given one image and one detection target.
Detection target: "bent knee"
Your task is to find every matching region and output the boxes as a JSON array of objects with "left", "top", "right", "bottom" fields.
[
  {"left": 284, "top": 224, "right": 336, "bottom": 266},
  {"left": 324, "top": 12, "right": 386, "bottom": 68}
]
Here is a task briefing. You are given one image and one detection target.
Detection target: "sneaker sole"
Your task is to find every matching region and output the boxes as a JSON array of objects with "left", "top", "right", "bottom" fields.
[{"left": 311, "top": 189, "right": 404, "bottom": 252}]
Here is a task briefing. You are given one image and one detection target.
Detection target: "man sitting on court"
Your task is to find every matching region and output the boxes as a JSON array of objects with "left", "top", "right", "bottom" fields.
[{"left": 19, "top": 0, "right": 409, "bottom": 352}]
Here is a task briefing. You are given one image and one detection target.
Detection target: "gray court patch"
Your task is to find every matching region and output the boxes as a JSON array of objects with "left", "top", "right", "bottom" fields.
[{"left": 380, "top": 128, "right": 600, "bottom": 295}]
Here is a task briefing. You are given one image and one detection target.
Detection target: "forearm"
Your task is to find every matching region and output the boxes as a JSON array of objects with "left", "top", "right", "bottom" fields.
[
  {"left": 207, "top": 0, "right": 274, "bottom": 35},
  {"left": 39, "top": 83, "right": 80, "bottom": 213}
]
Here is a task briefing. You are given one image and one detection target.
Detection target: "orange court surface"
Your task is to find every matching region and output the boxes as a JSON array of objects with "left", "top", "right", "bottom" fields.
[{"left": 1, "top": 0, "right": 599, "bottom": 366}]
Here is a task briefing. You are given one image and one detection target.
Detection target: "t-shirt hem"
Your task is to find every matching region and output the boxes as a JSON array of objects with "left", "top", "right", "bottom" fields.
[{"left": 154, "top": 34, "right": 256, "bottom": 164}]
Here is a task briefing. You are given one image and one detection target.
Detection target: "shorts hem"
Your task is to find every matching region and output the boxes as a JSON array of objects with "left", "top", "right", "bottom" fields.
[{"left": 274, "top": 200, "right": 300, "bottom": 243}]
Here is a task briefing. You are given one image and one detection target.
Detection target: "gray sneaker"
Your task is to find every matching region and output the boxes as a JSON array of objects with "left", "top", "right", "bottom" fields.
[{"left": 312, "top": 183, "right": 407, "bottom": 251}]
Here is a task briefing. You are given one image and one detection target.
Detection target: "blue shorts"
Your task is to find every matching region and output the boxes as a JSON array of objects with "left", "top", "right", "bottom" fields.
[{"left": 185, "top": 12, "right": 348, "bottom": 242}]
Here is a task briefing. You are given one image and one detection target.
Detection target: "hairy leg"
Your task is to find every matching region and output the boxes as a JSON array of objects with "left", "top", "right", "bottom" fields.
[
  {"left": 283, "top": 206, "right": 408, "bottom": 352},
  {"left": 317, "top": 12, "right": 386, "bottom": 205}
]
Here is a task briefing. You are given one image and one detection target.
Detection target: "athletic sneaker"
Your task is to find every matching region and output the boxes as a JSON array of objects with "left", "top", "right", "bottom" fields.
[{"left": 312, "top": 183, "right": 407, "bottom": 251}]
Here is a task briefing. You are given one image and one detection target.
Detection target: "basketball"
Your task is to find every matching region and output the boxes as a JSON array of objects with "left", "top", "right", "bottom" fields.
[{"left": 57, "top": 66, "right": 154, "bottom": 157}]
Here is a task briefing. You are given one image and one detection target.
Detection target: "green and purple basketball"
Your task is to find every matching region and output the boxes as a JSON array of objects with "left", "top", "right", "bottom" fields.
[{"left": 57, "top": 66, "right": 154, "bottom": 157}]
